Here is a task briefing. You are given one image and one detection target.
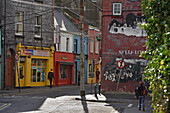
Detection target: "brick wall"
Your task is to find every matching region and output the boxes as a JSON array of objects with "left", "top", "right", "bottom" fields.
[{"left": 101, "top": 0, "right": 147, "bottom": 92}]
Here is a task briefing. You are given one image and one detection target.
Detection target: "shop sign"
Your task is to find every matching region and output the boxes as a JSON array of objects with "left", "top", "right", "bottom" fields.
[
  {"left": 21, "top": 49, "right": 34, "bottom": 55},
  {"left": 62, "top": 55, "right": 67, "bottom": 60},
  {"left": 34, "top": 50, "right": 49, "bottom": 57}
]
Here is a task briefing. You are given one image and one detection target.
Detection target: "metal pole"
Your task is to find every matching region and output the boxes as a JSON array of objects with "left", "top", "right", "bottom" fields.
[
  {"left": 52, "top": 0, "right": 54, "bottom": 45},
  {"left": 80, "top": 0, "right": 85, "bottom": 96},
  {"left": 3, "top": 0, "right": 7, "bottom": 89}
]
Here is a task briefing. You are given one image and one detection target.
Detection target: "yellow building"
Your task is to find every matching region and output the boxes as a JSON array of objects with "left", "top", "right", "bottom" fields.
[
  {"left": 15, "top": 43, "right": 54, "bottom": 87},
  {"left": 88, "top": 59, "right": 100, "bottom": 84}
]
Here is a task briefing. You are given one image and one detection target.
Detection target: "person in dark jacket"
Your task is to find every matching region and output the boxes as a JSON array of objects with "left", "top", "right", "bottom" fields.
[
  {"left": 48, "top": 69, "right": 54, "bottom": 88},
  {"left": 135, "top": 81, "right": 146, "bottom": 111},
  {"left": 96, "top": 68, "right": 100, "bottom": 84}
]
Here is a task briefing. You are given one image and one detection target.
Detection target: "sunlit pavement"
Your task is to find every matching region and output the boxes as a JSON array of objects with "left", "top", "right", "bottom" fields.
[{"left": 18, "top": 94, "right": 118, "bottom": 113}]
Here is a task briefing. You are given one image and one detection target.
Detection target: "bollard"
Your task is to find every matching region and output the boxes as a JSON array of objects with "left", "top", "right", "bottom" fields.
[
  {"left": 98, "top": 83, "right": 101, "bottom": 95},
  {"left": 94, "top": 83, "right": 98, "bottom": 99}
]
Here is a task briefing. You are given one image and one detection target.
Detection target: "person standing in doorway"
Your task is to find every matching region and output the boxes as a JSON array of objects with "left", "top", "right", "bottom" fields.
[
  {"left": 96, "top": 68, "right": 100, "bottom": 84},
  {"left": 48, "top": 69, "right": 54, "bottom": 88}
]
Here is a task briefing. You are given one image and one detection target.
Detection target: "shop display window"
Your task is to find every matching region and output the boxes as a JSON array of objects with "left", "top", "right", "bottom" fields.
[
  {"left": 31, "top": 59, "right": 46, "bottom": 82},
  {"left": 60, "top": 65, "right": 67, "bottom": 79}
]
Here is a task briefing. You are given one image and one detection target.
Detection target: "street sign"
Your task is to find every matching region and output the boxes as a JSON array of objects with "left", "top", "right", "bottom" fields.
[
  {"left": 96, "top": 33, "right": 102, "bottom": 41},
  {"left": 15, "top": 53, "right": 19, "bottom": 61},
  {"left": 117, "top": 60, "right": 126, "bottom": 69}
]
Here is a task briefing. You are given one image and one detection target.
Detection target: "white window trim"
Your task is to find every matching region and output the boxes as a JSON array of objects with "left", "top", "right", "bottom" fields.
[
  {"left": 95, "top": 40, "right": 99, "bottom": 54},
  {"left": 90, "top": 39, "right": 94, "bottom": 53},
  {"left": 113, "top": 3, "right": 122, "bottom": 15},
  {"left": 15, "top": 12, "right": 23, "bottom": 36},
  {"left": 66, "top": 38, "right": 69, "bottom": 52},
  {"left": 34, "top": 15, "right": 41, "bottom": 37}
]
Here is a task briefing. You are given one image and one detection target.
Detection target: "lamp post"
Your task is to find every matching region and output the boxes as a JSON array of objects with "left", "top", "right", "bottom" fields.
[{"left": 80, "top": 0, "right": 85, "bottom": 96}]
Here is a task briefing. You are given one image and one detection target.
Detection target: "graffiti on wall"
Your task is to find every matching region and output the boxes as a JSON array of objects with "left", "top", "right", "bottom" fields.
[
  {"left": 108, "top": 13, "right": 147, "bottom": 37},
  {"left": 103, "top": 58, "right": 148, "bottom": 83}
]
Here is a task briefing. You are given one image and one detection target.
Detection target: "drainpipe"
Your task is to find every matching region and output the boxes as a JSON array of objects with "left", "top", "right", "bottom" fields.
[{"left": 3, "top": 0, "right": 7, "bottom": 89}]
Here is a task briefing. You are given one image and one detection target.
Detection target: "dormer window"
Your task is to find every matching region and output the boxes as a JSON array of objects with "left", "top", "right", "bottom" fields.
[{"left": 113, "top": 3, "right": 122, "bottom": 15}]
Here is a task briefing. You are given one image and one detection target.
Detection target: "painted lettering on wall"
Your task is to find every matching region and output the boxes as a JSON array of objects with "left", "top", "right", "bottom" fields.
[{"left": 119, "top": 50, "right": 144, "bottom": 55}]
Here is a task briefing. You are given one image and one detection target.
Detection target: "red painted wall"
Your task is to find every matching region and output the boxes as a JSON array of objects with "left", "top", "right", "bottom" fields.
[
  {"left": 88, "top": 29, "right": 100, "bottom": 59},
  {"left": 101, "top": 0, "right": 147, "bottom": 92}
]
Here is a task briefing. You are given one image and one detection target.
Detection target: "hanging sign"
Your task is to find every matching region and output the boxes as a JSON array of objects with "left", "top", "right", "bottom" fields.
[
  {"left": 96, "top": 33, "right": 102, "bottom": 41},
  {"left": 15, "top": 53, "right": 19, "bottom": 61}
]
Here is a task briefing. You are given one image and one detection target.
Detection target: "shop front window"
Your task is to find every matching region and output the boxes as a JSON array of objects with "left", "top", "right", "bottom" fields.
[
  {"left": 60, "top": 65, "right": 67, "bottom": 79},
  {"left": 31, "top": 59, "right": 46, "bottom": 82}
]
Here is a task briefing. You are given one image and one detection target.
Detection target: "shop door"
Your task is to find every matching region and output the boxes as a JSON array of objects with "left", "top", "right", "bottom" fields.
[
  {"left": 67, "top": 66, "right": 71, "bottom": 84},
  {"left": 19, "top": 63, "right": 25, "bottom": 86},
  {"left": 7, "top": 58, "right": 13, "bottom": 87},
  {"left": 31, "top": 59, "right": 46, "bottom": 86},
  {"left": 60, "top": 65, "right": 71, "bottom": 85}
]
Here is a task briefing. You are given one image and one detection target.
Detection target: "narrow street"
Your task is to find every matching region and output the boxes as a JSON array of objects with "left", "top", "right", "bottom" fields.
[{"left": 0, "top": 85, "right": 152, "bottom": 113}]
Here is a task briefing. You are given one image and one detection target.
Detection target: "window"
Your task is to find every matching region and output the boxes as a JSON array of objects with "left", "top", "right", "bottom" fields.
[
  {"left": 95, "top": 40, "right": 99, "bottom": 54},
  {"left": 113, "top": 3, "right": 122, "bottom": 15},
  {"left": 31, "top": 59, "right": 46, "bottom": 82},
  {"left": 60, "top": 65, "right": 67, "bottom": 79},
  {"left": 15, "top": 12, "right": 23, "bottom": 35},
  {"left": 66, "top": 38, "right": 69, "bottom": 51},
  {"left": 74, "top": 39, "right": 77, "bottom": 53},
  {"left": 90, "top": 39, "right": 94, "bottom": 53},
  {"left": 57, "top": 36, "right": 61, "bottom": 51},
  {"left": 35, "top": 0, "right": 43, "bottom": 4},
  {"left": 35, "top": 15, "right": 41, "bottom": 37}
]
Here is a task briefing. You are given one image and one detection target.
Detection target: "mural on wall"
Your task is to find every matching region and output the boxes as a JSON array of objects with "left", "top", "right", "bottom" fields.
[
  {"left": 103, "top": 58, "right": 148, "bottom": 83},
  {"left": 108, "top": 13, "right": 147, "bottom": 37}
]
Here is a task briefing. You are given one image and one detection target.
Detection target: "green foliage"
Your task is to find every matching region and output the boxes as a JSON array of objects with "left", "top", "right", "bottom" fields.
[{"left": 141, "top": 0, "right": 170, "bottom": 113}]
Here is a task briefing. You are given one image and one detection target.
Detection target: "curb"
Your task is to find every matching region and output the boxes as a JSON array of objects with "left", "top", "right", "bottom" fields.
[{"left": 75, "top": 97, "right": 125, "bottom": 103}]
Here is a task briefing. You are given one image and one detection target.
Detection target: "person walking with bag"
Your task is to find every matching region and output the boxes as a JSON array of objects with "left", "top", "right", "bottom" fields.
[
  {"left": 48, "top": 69, "right": 54, "bottom": 88},
  {"left": 135, "top": 81, "right": 148, "bottom": 111}
]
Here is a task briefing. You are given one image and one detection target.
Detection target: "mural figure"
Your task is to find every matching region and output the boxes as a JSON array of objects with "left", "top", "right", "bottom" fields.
[
  {"left": 108, "top": 13, "right": 147, "bottom": 37},
  {"left": 103, "top": 58, "right": 147, "bottom": 83}
]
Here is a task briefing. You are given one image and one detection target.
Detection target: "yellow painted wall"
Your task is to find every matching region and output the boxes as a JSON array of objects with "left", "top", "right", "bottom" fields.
[
  {"left": 15, "top": 43, "right": 54, "bottom": 87},
  {"left": 87, "top": 59, "right": 100, "bottom": 84}
]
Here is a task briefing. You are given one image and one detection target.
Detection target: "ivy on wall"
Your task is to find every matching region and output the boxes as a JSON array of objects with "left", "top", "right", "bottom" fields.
[{"left": 141, "top": 0, "right": 170, "bottom": 112}]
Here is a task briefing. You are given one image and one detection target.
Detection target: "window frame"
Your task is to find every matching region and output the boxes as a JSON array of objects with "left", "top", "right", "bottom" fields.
[
  {"left": 113, "top": 3, "right": 122, "bottom": 15},
  {"left": 66, "top": 38, "right": 69, "bottom": 52},
  {"left": 15, "top": 12, "right": 24, "bottom": 36},
  {"left": 34, "top": 15, "right": 42, "bottom": 38},
  {"left": 74, "top": 39, "right": 78, "bottom": 53},
  {"left": 90, "top": 39, "right": 94, "bottom": 53},
  {"left": 95, "top": 40, "right": 99, "bottom": 54}
]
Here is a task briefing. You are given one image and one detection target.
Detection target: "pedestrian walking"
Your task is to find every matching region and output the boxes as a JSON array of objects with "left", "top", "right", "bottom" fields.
[
  {"left": 48, "top": 69, "right": 54, "bottom": 88},
  {"left": 135, "top": 81, "right": 148, "bottom": 111},
  {"left": 96, "top": 68, "right": 100, "bottom": 84}
]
